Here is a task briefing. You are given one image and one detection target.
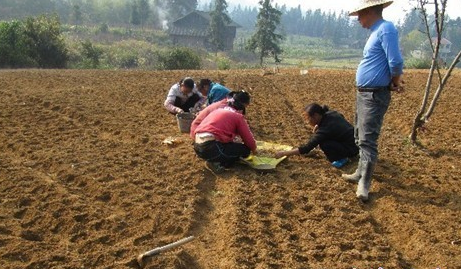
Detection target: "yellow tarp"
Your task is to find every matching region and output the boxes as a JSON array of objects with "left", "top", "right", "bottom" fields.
[{"left": 240, "top": 141, "right": 293, "bottom": 170}]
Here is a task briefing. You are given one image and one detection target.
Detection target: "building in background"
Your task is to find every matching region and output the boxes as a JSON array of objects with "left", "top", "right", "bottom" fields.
[{"left": 168, "top": 10, "right": 240, "bottom": 51}]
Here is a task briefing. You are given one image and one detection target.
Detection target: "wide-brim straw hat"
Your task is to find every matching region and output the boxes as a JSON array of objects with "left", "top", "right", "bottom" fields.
[{"left": 349, "top": 0, "right": 393, "bottom": 16}]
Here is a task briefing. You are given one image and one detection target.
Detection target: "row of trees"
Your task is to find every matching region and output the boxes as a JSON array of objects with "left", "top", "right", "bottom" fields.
[
  {"left": 2, "top": 1, "right": 460, "bottom": 55},
  {"left": 2, "top": 0, "right": 460, "bottom": 69},
  {"left": 400, "top": 8, "right": 461, "bottom": 56},
  {"left": 230, "top": 5, "right": 366, "bottom": 45}
]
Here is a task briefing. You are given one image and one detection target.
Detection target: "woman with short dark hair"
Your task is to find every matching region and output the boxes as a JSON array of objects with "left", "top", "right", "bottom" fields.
[{"left": 275, "top": 103, "right": 358, "bottom": 168}]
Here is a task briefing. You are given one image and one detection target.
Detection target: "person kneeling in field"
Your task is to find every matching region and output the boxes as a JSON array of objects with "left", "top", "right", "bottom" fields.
[
  {"left": 189, "top": 91, "right": 242, "bottom": 140},
  {"left": 164, "top": 77, "right": 205, "bottom": 114},
  {"left": 275, "top": 103, "right": 358, "bottom": 168},
  {"left": 192, "top": 91, "right": 257, "bottom": 173},
  {"left": 197, "top": 78, "right": 231, "bottom": 105}
]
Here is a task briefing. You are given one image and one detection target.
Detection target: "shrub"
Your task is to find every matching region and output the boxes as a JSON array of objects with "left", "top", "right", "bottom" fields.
[
  {"left": 405, "top": 57, "right": 432, "bottom": 69},
  {"left": 79, "top": 40, "right": 103, "bottom": 68},
  {"left": 118, "top": 51, "right": 139, "bottom": 68},
  {"left": 98, "top": 23, "right": 109, "bottom": 34},
  {"left": 23, "top": 15, "right": 68, "bottom": 68},
  {"left": 101, "top": 40, "right": 162, "bottom": 69},
  {"left": 157, "top": 47, "right": 201, "bottom": 70},
  {"left": 217, "top": 56, "right": 231, "bottom": 70},
  {"left": 0, "top": 15, "right": 68, "bottom": 68}
]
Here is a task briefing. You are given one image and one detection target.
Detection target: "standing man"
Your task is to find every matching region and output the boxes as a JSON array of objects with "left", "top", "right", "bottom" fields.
[{"left": 343, "top": 0, "right": 404, "bottom": 202}]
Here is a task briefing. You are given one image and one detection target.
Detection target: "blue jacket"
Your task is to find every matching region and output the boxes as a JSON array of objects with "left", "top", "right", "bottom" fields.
[{"left": 208, "top": 82, "right": 230, "bottom": 105}]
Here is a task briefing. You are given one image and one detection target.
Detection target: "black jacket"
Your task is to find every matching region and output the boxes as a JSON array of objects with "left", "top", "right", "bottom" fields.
[{"left": 298, "top": 110, "right": 356, "bottom": 155}]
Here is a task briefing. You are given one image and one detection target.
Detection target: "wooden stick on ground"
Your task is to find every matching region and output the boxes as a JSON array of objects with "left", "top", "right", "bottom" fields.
[{"left": 137, "top": 236, "right": 195, "bottom": 268}]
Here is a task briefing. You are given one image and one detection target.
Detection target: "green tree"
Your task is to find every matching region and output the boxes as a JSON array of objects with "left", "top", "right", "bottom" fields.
[
  {"left": 80, "top": 40, "right": 103, "bottom": 68},
  {"left": 230, "top": 5, "right": 257, "bottom": 31},
  {"left": 138, "top": 0, "right": 150, "bottom": 29},
  {"left": 400, "top": 9, "right": 423, "bottom": 36},
  {"left": 23, "top": 15, "right": 68, "bottom": 68},
  {"left": 401, "top": 29, "right": 427, "bottom": 57},
  {"left": 446, "top": 17, "right": 461, "bottom": 53},
  {"left": 208, "top": 0, "right": 231, "bottom": 52},
  {"left": 72, "top": 4, "right": 83, "bottom": 26},
  {"left": 0, "top": 20, "right": 33, "bottom": 67},
  {"left": 0, "top": 15, "right": 67, "bottom": 68},
  {"left": 281, "top": 5, "right": 302, "bottom": 35},
  {"left": 246, "top": 0, "right": 284, "bottom": 66},
  {"left": 130, "top": 1, "right": 141, "bottom": 25}
]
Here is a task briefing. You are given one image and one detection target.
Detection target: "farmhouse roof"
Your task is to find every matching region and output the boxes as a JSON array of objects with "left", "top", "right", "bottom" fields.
[
  {"left": 168, "top": 10, "right": 240, "bottom": 38},
  {"left": 168, "top": 26, "right": 208, "bottom": 37},
  {"left": 188, "top": 10, "right": 240, "bottom": 27}
]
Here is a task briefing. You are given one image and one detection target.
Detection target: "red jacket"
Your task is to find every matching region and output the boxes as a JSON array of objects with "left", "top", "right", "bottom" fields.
[
  {"left": 193, "top": 107, "right": 257, "bottom": 151},
  {"left": 190, "top": 99, "right": 228, "bottom": 139}
]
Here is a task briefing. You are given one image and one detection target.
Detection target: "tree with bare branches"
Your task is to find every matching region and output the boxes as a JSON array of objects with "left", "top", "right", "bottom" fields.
[{"left": 410, "top": 0, "right": 461, "bottom": 142}]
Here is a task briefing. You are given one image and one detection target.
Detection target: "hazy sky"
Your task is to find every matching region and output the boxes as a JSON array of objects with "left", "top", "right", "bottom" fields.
[{"left": 199, "top": 0, "right": 461, "bottom": 24}]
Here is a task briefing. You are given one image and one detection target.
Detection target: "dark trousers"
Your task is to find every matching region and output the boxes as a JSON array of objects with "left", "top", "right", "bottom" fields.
[
  {"left": 194, "top": 140, "right": 251, "bottom": 167},
  {"left": 319, "top": 140, "right": 359, "bottom": 163},
  {"left": 174, "top": 93, "right": 200, "bottom": 113}
]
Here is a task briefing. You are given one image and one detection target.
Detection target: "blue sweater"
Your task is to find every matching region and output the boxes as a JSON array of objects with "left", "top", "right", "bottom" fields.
[
  {"left": 208, "top": 82, "right": 230, "bottom": 105},
  {"left": 356, "top": 19, "right": 404, "bottom": 88}
]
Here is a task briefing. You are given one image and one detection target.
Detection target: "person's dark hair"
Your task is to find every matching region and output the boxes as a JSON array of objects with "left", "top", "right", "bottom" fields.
[
  {"left": 227, "top": 91, "right": 238, "bottom": 98},
  {"left": 198, "top": 78, "right": 211, "bottom": 90},
  {"left": 228, "top": 90, "right": 250, "bottom": 114},
  {"left": 304, "top": 103, "right": 329, "bottom": 117},
  {"left": 180, "top": 77, "right": 195, "bottom": 89}
]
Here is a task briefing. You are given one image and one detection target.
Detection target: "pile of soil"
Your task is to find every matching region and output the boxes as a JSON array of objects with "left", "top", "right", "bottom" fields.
[{"left": 1, "top": 69, "right": 460, "bottom": 269}]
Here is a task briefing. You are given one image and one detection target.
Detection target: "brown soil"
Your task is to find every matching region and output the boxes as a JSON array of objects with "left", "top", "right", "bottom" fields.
[{"left": 1, "top": 69, "right": 460, "bottom": 269}]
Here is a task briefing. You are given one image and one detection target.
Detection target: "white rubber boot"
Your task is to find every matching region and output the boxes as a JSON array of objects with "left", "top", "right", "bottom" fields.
[
  {"left": 356, "top": 161, "right": 375, "bottom": 202},
  {"left": 341, "top": 161, "right": 362, "bottom": 182}
]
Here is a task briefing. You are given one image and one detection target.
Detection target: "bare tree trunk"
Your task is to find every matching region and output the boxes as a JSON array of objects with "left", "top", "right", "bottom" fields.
[
  {"left": 409, "top": 1, "right": 440, "bottom": 142},
  {"left": 409, "top": 0, "right": 455, "bottom": 143},
  {"left": 423, "top": 49, "right": 461, "bottom": 121},
  {"left": 409, "top": 62, "right": 436, "bottom": 142}
]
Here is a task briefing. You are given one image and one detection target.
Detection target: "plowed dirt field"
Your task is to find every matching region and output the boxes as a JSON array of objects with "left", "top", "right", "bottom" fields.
[{"left": 1, "top": 69, "right": 460, "bottom": 269}]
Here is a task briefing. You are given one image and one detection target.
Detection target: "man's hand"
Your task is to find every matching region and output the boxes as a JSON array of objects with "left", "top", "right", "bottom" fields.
[
  {"left": 391, "top": 77, "right": 404, "bottom": 93},
  {"left": 391, "top": 83, "right": 404, "bottom": 93}
]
